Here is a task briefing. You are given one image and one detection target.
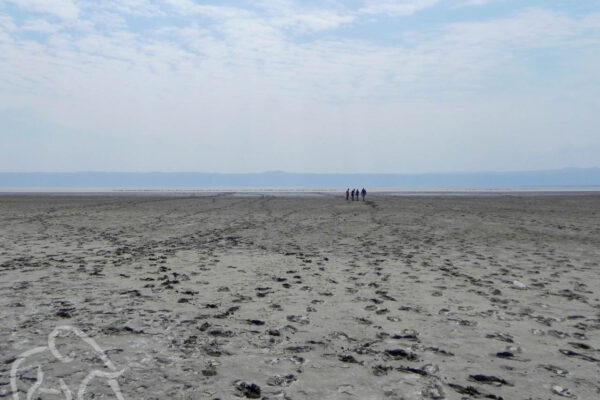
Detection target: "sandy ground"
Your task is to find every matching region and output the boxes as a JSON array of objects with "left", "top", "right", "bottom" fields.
[{"left": 1, "top": 194, "right": 599, "bottom": 400}]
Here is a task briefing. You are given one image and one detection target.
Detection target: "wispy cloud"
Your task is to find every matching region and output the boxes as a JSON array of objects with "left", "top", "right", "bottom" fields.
[
  {"left": 2, "top": 4, "right": 598, "bottom": 103},
  {"left": 458, "top": 0, "right": 500, "bottom": 6},
  {"left": 0, "top": 1, "right": 599, "bottom": 172},
  {"left": 163, "top": 0, "right": 251, "bottom": 19},
  {"left": 21, "top": 18, "right": 62, "bottom": 34},
  {"left": 360, "top": 0, "right": 440, "bottom": 16},
  {"left": 5, "top": 0, "right": 79, "bottom": 19}
]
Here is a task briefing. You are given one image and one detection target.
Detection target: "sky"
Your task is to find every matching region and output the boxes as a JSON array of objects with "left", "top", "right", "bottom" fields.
[{"left": 0, "top": 0, "right": 599, "bottom": 173}]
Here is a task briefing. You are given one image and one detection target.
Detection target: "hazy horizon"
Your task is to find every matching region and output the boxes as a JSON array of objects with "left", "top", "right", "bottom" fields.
[
  {"left": 1, "top": 166, "right": 600, "bottom": 174},
  {"left": 2, "top": 168, "right": 600, "bottom": 189}
]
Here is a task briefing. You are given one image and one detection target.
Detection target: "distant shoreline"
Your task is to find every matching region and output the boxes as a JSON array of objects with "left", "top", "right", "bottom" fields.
[
  {"left": 1, "top": 168, "right": 600, "bottom": 190},
  {"left": 1, "top": 187, "right": 600, "bottom": 197}
]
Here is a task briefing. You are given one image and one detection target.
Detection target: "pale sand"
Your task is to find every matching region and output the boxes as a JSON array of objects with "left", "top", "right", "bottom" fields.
[{"left": 1, "top": 194, "right": 599, "bottom": 399}]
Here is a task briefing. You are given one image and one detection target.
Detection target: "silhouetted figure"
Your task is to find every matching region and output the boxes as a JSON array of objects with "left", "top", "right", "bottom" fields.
[
  {"left": 351, "top": 189, "right": 355, "bottom": 201},
  {"left": 355, "top": 189, "right": 359, "bottom": 201},
  {"left": 361, "top": 188, "right": 366, "bottom": 201},
  {"left": 345, "top": 188, "right": 350, "bottom": 201}
]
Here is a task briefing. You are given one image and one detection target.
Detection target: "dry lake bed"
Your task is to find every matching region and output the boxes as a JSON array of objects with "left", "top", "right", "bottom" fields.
[{"left": 1, "top": 194, "right": 599, "bottom": 399}]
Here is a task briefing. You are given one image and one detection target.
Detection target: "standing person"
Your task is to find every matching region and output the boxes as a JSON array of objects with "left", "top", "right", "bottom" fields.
[
  {"left": 351, "top": 189, "right": 355, "bottom": 201},
  {"left": 361, "top": 188, "right": 367, "bottom": 201},
  {"left": 345, "top": 188, "right": 350, "bottom": 201},
  {"left": 355, "top": 189, "right": 359, "bottom": 201}
]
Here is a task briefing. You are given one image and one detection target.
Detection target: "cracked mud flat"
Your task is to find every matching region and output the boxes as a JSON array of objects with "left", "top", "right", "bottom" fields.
[{"left": 1, "top": 194, "right": 599, "bottom": 400}]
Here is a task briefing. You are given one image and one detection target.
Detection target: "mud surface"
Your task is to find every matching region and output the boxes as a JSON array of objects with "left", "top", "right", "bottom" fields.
[{"left": 1, "top": 194, "right": 599, "bottom": 399}]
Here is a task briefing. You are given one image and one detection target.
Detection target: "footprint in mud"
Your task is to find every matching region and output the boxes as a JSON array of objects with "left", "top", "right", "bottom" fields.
[
  {"left": 559, "top": 349, "right": 599, "bottom": 362},
  {"left": 539, "top": 364, "right": 569, "bottom": 376},
  {"left": 338, "top": 354, "right": 361, "bottom": 364},
  {"left": 384, "top": 349, "right": 420, "bottom": 361},
  {"left": 286, "top": 315, "right": 310, "bottom": 325},
  {"left": 234, "top": 381, "right": 261, "bottom": 399},
  {"left": 486, "top": 332, "right": 514, "bottom": 343},
  {"left": 468, "top": 374, "right": 512, "bottom": 387},
  {"left": 266, "top": 374, "right": 297, "bottom": 387}
]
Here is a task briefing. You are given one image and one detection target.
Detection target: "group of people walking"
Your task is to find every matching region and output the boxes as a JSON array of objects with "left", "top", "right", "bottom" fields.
[{"left": 346, "top": 188, "right": 367, "bottom": 201}]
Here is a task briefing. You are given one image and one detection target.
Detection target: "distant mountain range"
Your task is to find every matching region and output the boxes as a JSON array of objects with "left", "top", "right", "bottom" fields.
[{"left": 1, "top": 168, "right": 599, "bottom": 189}]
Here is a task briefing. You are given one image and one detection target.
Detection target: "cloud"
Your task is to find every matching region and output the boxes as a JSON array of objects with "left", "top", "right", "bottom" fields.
[
  {"left": 0, "top": 15, "right": 17, "bottom": 32},
  {"left": 22, "top": 19, "right": 62, "bottom": 34},
  {"left": 2, "top": 5, "right": 597, "bottom": 99},
  {"left": 272, "top": 10, "right": 355, "bottom": 32},
  {"left": 163, "top": 0, "right": 250, "bottom": 19},
  {"left": 112, "top": 0, "right": 164, "bottom": 17},
  {"left": 2, "top": 6, "right": 598, "bottom": 115},
  {"left": 439, "top": 9, "right": 600, "bottom": 50},
  {"left": 1, "top": 1, "right": 599, "bottom": 172},
  {"left": 251, "top": 0, "right": 355, "bottom": 32},
  {"left": 360, "top": 0, "right": 440, "bottom": 16},
  {"left": 86, "top": 0, "right": 165, "bottom": 18},
  {"left": 459, "top": 0, "right": 499, "bottom": 6},
  {"left": 5, "top": 0, "right": 79, "bottom": 19}
]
